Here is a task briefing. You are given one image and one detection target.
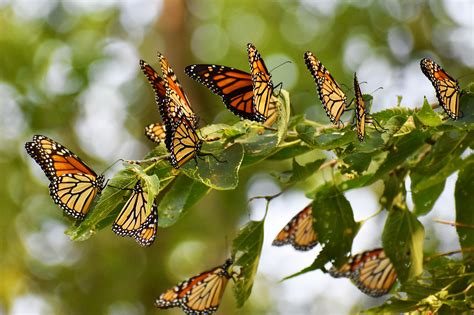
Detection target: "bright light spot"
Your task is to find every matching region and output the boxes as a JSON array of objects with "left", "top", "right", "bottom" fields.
[
  {"left": 0, "top": 84, "right": 25, "bottom": 142},
  {"left": 442, "top": 0, "right": 474, "bottom": 27},
  {"left": 12, "top": 0, "right": 57, "bottom": 20},
  {"left": 11, "top": 295, "right": 52, "bottom": 315},
  {"left": 343, "top": 35, "right": 373, "bottom": 70},
  {"left": 387, "top": 26, "right": 414, "bottom": 60},
  {"left": 108, "top": 301, "right": 144, "bottom": 315},
  {"left": 191, "top": 24, "right": 229, "bottom": 61},
  {"left": 301, "top": 0, "right": 341, "bottom": 16},
  {"left": 43, "top": 45, "right": 81, "bottom": 96},
  {"left": 118, "top": 0, "right": 163, "bottom": 40},
  {"left": 21, "top": 220, "right": 80, "bottom": 266}
]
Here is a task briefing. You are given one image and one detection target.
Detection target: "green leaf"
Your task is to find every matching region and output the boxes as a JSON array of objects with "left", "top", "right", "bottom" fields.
[
  {"left": 296, "top": 123, "right": 355, "bottom": 150},
  {"left": 411, "top": 172, "right": 445, "bottom": 216},
  {"left": 287, "top": 185, "right": 358, "bottom": 278},
  {"left": 267, "top": 140, "right": 312, "bottom": 160},
  {"left": 66, "top": 166, "right": 140, "bottom": 241},
  {"left": 232, "top": 219, "right": 265, "bottom": 308},
  {"left": 273, "top": 158, "right": 325, "bottom": 185},
  {"left": 158, "top": 174, "right": 210, "bottom": 228},
  {"left": 382, "top": 206, "right": 424, "bottom": 283},
  {"left": 380, "top": 169, "right": 407, "bottom": 212},
  {"left": 455, "top": 158, "right": 474, "bottom": 268},
  {"left": 415, "top": 98, "right": 443, "bottom": 127},
  {"left": 275, "top": 89, "right": 291, "bottom": 146},
  {"left": 341, "top": 152, "right": 372, "bottom": 175},
  {"left": 182, "top": 143, "right": 244, "bottom": 190},
  {"left": 368, "top": 130, "right": 427, "bottom": 185}
]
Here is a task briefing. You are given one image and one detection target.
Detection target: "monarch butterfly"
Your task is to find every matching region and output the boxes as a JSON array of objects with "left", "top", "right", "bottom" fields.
[
  {"left": 112, "top": 181, "right": 158, "bottom": 247},
  {"left": 353, "top": 73, "right": 385, "bottom": 141},
  {"left": 184, "top": 64, "right": 264, "bottom": 122},
  {"left": 155, "top": 258, "right": 235, "bottom": 314},
  {"left": 272, "top": 204, "right": 318, "bottom": 251},
  {"left": 304, "top": 51, "right": 348, "bottom": 126},
  {"left": 25, "top": 135, "right": 105, "bottom": 220},
  {"left": 140, "top": 54, "right": 197, "bottom": 134},
  {"left": 248, "top": 43, "right": 274, "bottom": 122},
  {"left": 144, "top": 123, "right": 166, "bottom": 144},
  {"left": 420, "top": 58, "right": 460, "bottom": 120},
  {"left": 329, "top": 248, "right": 397, "bottom": 297},
  {"left": 167, "top": 110, "right": 203, "bottom": 168},
  {"left": 158, "top": 53, "right": 197, "bottom": 128}
]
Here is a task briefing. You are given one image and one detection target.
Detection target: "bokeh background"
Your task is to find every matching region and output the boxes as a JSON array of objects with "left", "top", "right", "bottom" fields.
[{"left": 1, "top": 0, "right": 473, "bottom": 314}]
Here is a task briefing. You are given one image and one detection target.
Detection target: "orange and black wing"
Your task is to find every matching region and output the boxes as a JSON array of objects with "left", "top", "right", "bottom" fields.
[
  {"left": 159, "top": 53, "right": 197, "bottom": 127},
  {"left": 329, "top": 248, "right": 397, "bottom": 297},
  {"left": 420, "top": 58, "right": 460, "bottom": 120},
  {"left": 167, "top": 113, "right": 202, "bottom": 169},
  {"left": 140, "top": 60, "right": 167, "bottom": 107},
  {"left": 112, "top": 181, "right": 158, "bottom": 247},
  {"left": 248, "top": 43, "right": 274, "bottom": 122},
  {"left": 353, "top": 73, "right": 366, "bottom": 142},
  {"left": 272, "top": 204, "right": 318, "bottom": 251},
  {"left": 185, "top": 64, "right": 262, "bottom": 121},
  {"left": 304, "top": 51, "right": 347, "bottom": 125},
  {"left": 145, "top": 123, "right": 166, "bottom": 144},
  {"left": 25, "top": 135, "right": 104, "bottom": 219},
  {"left": 155, "top": 259, "right": 234, "bottom": 314}
]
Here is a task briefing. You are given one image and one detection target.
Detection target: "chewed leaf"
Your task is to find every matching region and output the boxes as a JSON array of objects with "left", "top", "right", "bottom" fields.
[
  {"left": 181, "top": 143, "right": 244, "bottom": 190},
  {"left": 231, "top": 220, "right": 264, "bottom": 308}
]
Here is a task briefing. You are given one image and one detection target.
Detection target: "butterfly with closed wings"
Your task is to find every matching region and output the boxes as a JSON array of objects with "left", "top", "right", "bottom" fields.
[
  {"left": 272, "top": 204, "right": 318, "bottom": 251},
  {"left": 112, "top": 181, "right": 158, "bottom": 247},
  {"left": 155, "top": 258, "right": 236, "bottom": 314},
  {"left": 420, "top": 58, "right": 461, "bottom": 120},
  {"left": 329, "top": 248, "right": 397, "bottom": 297},
  {"left": 304, "top": 51, "right": 348, "bottom": 126},
  {"left": 25, "top": 135, "right": 105, "bottom": 220}
]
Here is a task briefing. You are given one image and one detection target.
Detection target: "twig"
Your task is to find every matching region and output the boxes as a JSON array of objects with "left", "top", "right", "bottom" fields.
[
  {"left": 434, "top": 219, "right": 474, "bottom": 229},
  {"left": 122, "top": 155, "right": 170, "bottom": 165}
]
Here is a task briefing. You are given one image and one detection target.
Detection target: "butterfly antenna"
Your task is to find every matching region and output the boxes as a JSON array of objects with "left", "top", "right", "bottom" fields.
[
  {"left": 369, "top": 86, "right": 384, "bottom": 94},
  {"left": 100, "top": 159, "right": 123, "bottom": 175},
  {"left": 269, "top": 60, "right": 292, "bottom": 74}
]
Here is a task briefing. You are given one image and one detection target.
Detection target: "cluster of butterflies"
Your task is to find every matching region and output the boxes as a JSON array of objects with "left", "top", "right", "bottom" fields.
[
  {"left": 24, "top": 41, "right": 462, "bottom": 314},
  {"left": 273, "top": 204, "right": 397, "bottom": 298}
]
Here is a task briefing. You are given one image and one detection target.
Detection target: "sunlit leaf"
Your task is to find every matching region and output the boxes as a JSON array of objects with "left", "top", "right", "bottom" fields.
[
  {"left": 411, "top": 172, "right": 445, "bottom": 216},
  {"left": 232, "top": 219, "right": 265, "bottom": 307},
  {"left": 181, "top": 143, "right": 244, "bottom": 190},
  {"left": 415, "top": 99, "right": 443, "bottom": 127},
  {"left": 273, "top": 158, "right": 325, "bottom": 184},
  {"left": 296, "top": 123, "right": 355, "bottom": 150}
]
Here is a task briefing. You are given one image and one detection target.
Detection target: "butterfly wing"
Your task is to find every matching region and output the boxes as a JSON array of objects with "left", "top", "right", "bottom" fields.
[
  {"left": 329, "top": 248, "right": 397, "bottom": 297},
  {"left": 263, "top": 95, "right": 280, "bottom": 127},
  {"left": 133, "top": 205, "right": 158, "bottom": 247},
  {"left": 155, "top": 259, "right": 233, "bottom": 314},
  {"left": 140, "top": 60, "right": 167, "bottom": 106},
  {"left": 167, "top": 113, "right": 202, "bottom": 169},
  {"left": 272, "top": 204, "right": 318, "bottom": 251},
  {"left": 159, "top": 53, "right": 197, "bottom": 127},
  {"left": 185, "top": 64, "right": 262, "bottom": 121},
  {"left": 49, "top": 173, "right": 102, "bottom": 220},
  {"left": 420, "top": 58, "right": 460, "bottom": 120},
  {"left": 247, "top": 43, "right": 273, "bottom": 122},
  {"left": 145, "top": 123, "right": 166, "bottom": 144},
  {"left": 25, "top": 135, "right": 104, "bottom": 220},
  {"left": 304, "top": 51, "right": 347, "bottom": 125},
  {"left": 353, "top": 73, "right": 366, "bottom": 142}
]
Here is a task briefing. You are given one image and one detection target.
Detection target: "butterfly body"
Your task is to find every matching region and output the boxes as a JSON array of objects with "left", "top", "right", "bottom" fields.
[
  {"left": 420, "top": 58, "right": 460, "bottom": 120},
  {"left": 304, "top": 51, "right": 347, "bottom": 125},
  {"left": 155, "top": 259, "right": 234, "bottom": 314},
  {"left": 25, "top": 135, "right": 105, "bottom": 220}
]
